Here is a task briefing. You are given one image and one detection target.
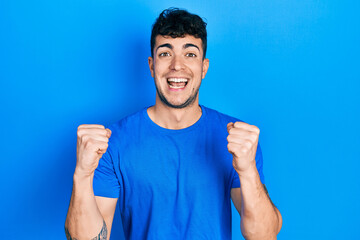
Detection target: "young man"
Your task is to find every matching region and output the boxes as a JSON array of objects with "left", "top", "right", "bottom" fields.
[{"left": 65, "top": 8, "right": 282, "bottom": 240}]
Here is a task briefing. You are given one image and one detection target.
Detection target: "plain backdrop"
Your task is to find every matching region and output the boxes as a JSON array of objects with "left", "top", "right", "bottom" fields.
[{"left": 1, "top": 0, "right": 359, "bottom": 239}]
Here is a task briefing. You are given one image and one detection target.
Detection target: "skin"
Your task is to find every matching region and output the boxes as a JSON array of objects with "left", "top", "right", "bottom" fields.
[
  {"left": 227, "top": 122, "right": 282, "bottom": 239},
  {"left": 147, "top": 35, "right": 209, "bottom": 129},
  {"left": 65, "top": 125, "right": 116, "bottom": 240},
  {"left": 65, "top": 34, "right": 282, "bottom": 240}
]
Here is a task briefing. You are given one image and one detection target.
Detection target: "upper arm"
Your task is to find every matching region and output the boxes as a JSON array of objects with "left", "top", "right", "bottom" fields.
[{"left": 95, "top": 196, "right": 118, "bottom": 240}]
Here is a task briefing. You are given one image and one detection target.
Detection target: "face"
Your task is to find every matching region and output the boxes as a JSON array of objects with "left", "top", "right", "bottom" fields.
[{"left": 148, "top": 35, "right": 209, "bottom": 109}]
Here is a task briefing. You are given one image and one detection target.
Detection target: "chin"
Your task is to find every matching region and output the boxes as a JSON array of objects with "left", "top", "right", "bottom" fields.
[
  {"left": 164, "top": 98, "right": 198, "bottom": 109},
  {"left": 156, "top": 84, "right": 199, "bottom": 109}
]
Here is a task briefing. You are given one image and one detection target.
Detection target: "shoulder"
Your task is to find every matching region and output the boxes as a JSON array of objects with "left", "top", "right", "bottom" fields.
[
  {"left": 201, "top": 105, "right": 242, "bottom": 124},
  {"left": 106, "top": 107, "right": 148, "bottom": 141},
  {"left": 111, "top": 107, "right": 146, "bottom": 128}
]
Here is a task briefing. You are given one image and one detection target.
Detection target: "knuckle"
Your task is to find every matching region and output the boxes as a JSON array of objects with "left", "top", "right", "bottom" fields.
[
  {"left": 86, "top": 140, "right": 99, "bottom": 150},
  {"left": 84, "top": 139, "right": 96, "bottom": 149},
  {"left": 250, "top": 131, "right": 258, "bottom": 137},
  {"left": 245, "top": 139, "right": 253, "bottom": 147},
  {"left": 234, "top": 121, "right": 245, "bottom": 128},
  {"left": 84, "top": 139, "right": 92, "bottom": 148},
  {"left": 252, "top": 125, "right": 260, "bottom": 134},
  {"left": 234, "top": 121, "right": 241, "bottom": 127},
  {"left": 240, "top": 146, "right": 248, "bottom": 153},
  {"left": 81, "top": 134, "right": 89, "bottom": 142},
  {"left": 77, "top": 128, "right": 84, "bottom": 137},
  {"left": 228, "top": 128, "right": 235, "bottom": 134}
]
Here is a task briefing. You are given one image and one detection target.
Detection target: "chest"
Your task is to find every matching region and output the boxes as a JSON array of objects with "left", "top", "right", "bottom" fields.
[{"left": 118, "top": 131, "right": 233, "bottom": 197}]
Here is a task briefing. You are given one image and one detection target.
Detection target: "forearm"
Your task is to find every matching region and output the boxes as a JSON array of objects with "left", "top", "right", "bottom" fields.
[
  {"left": 238, "top": 165, "right": 282, "bottom": 240},
  {"left": 65, "top": 172, "right": 107, "bottom": 240}
]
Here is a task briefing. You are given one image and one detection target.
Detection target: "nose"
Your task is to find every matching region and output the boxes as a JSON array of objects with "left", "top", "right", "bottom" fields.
[{"left": 169, "top": 55, "right": 184, "bottom": 71}]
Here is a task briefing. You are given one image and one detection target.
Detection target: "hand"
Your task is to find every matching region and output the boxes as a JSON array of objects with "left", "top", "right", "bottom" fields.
[
  {"left": 227, "top": 122, "right": 260, "bottom": 174},
  {"left": 75, "top": 124, "right": 112, "bottom": 177}
]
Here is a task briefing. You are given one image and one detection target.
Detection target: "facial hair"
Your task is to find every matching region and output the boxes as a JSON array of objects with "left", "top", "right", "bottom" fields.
[{"left": 154, "top": 78, "right": 201, "bottom": 109}]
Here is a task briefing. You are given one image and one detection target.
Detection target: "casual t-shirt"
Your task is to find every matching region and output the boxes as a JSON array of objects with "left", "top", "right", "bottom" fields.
[{"left": 93, "top": 105, "right": 265, "bottom": 239}]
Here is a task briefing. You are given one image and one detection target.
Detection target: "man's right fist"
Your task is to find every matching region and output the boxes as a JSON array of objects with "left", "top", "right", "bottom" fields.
[{"left": 75, "top": 124, "right": 112, "bottom": 177}]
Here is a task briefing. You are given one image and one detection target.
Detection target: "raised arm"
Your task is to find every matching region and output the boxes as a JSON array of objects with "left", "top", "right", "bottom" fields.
[
  {"left": 65, "top": 124, "right": 118, "bottom": 240},
  {"left": 227, "top": 122, "right": 282, "bottom": 240}
]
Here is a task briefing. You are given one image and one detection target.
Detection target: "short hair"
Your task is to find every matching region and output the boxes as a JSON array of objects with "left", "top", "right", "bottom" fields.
[{"left": 150, "top": 8, "right": 207, "bottom": 59}]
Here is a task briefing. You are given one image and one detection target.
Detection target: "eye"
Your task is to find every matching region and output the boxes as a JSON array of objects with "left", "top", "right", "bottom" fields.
[
  {"left": 159, "top": 52, "right": 170, "bottom": 57},
  {"left": 186, "top": 52, "right": 197, "bottom": 58}
]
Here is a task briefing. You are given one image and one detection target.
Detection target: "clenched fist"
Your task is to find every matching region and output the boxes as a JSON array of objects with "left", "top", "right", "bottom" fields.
[
  {"left": 75, "top": 124, "right": 112, "bottom": 177},
  {"left": 227, "top": 122, "right": 260, "bottom": 174}
]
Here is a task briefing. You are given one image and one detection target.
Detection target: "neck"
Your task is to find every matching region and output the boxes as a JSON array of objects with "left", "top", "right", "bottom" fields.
[{"left": 147, "top": 100, "right": 202, "bottom": 130}]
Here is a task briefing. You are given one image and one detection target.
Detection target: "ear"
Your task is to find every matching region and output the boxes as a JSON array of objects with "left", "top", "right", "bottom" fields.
[
  {"left": 148, "top": 57, "right": 154, "bottom": 78},
  {"left": 202, "top": 58, "right": 209, "bottom": 79}
]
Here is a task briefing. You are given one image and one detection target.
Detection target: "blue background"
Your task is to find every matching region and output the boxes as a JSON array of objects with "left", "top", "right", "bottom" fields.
[{"left": 1, "top": 0, "right": 359, "bottom": 239}]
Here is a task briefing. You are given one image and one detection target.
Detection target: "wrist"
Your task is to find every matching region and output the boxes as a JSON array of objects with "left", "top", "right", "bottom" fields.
[
  {"left": 72, "top": 170, "right": 94, "bottom": 194},
  {"left": 73, "top": 168, "right": 94, "bottom": 183},
  {"left": 236, "top": 163, "right": 258, "bottom": 181}
]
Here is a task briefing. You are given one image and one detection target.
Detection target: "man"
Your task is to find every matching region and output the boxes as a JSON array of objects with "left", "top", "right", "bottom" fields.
[{"left": 65, "top": 8, "right": 282, "bottom": 240}]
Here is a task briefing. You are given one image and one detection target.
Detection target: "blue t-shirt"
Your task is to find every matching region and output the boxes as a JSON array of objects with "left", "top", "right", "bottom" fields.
[{"left": 93, "top": 105, "right": 264, "bottom": 239}]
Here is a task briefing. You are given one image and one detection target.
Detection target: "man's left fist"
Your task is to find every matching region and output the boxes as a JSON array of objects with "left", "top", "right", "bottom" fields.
[{"left": 227, "top": 122, "right": 260, "bottom": 174}]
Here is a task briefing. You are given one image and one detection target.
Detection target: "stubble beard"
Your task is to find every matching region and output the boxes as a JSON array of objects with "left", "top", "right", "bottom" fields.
[{"left": 154, "top": 78, "right": 201, "bottom": 109}]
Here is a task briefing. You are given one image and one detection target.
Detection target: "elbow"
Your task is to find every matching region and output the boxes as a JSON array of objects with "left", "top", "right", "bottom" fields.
[
  {"left": 241, "top": 228, "right": 278, "bottom": 240},
  {"left": 241, "top": 224, "right": 278, "bottom": 240},
  {"left": 274, "top": 207, "right": 282, "bottom": 234},
  {"left": 64, "top": 220, "right": 70, "bottom": 239},
  {"left": 241, "top": 209, "right": 282, "bottom": 240}
]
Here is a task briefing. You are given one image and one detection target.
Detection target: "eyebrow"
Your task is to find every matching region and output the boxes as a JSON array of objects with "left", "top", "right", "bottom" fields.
[
  {"left": 156, "top": 43, "right": 200, "bottom": 52},
  {"left": 184, "top": 43, "right": 200, "bottom": 51},
  {"left": 156, "top": 43, "right": 172, "bottom": 51}
]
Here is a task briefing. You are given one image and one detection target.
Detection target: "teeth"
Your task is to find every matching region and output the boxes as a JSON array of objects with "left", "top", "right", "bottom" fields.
[
  {"left": 167, "top": 78, "right": 188, "bottom": 83},
  {"left": 169, "top": 85, "right": 184, "bottom": 89}
]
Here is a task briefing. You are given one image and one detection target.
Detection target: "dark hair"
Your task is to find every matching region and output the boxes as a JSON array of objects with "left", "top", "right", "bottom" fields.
[{"left": 151, "top": 8, "right": 207, "bottom": 59}]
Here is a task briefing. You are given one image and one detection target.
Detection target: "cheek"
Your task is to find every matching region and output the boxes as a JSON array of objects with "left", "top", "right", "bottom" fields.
[
  {"left": 195, "top": 66, "right": 204, "bottom": 78},
  {"left": 186, "top": 62, "right": 202, "bottom": 73},
  {"left": 154, "top": 63, "right": 167, "bottom": 76}
]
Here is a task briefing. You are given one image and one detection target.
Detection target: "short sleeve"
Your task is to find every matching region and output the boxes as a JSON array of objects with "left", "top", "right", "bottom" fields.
[
  {"left": 231, "top": 142, "right": 265, "bottom": 188},
  {"left": 93, "top": 142, "right": 120, "bottom": 198}
]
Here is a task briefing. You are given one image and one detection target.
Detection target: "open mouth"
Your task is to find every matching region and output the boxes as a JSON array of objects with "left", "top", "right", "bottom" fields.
[{"left": 167, "top": 78, "right": 188, "bottom": 89}]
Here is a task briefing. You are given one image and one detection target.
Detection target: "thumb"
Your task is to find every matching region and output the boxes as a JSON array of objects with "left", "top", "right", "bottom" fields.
[
  {"left": 106, "top": 128, "right": 112, "bottom": 138},
  {"left": 227, "top": 122, "right": 234, "bottom": 133}
]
